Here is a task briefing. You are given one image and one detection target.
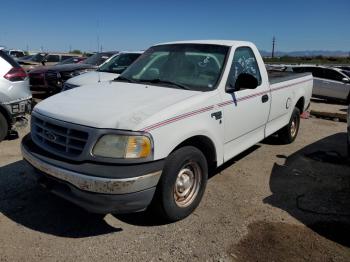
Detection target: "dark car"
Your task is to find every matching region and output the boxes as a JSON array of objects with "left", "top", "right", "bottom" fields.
[{"left": 29, "top": 51, "right": 118, "bottom": 95}]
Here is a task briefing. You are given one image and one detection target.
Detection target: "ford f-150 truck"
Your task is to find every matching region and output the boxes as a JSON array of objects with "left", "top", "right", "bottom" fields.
[{"left": 21, "top": 40, "right": 313, "bottom": 222}]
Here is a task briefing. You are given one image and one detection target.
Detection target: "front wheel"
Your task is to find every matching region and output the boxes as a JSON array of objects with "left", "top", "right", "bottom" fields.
[
  {"left": 278, "top": 107, "right": 300, "bottom": 144},
  {"left": 151, "top": 146, "right": 208, "bottom": 222}
]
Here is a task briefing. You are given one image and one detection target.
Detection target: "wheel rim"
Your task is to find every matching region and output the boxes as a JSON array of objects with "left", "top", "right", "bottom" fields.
[
  {"left": 173, "top": 161, "right": 202, "bottom": 208},
  {"left": 290, "top": 115, "right": 298, "bottom": 138}
]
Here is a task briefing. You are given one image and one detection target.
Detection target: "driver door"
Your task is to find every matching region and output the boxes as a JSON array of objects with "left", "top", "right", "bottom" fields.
[{"left": 222, "top": 47, "right": 270, "bottom": 161}]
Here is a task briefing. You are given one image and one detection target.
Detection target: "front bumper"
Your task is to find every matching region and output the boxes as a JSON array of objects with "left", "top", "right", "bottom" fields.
[{"left": 21, "top": 135, "right": 163, "bottom": 214}]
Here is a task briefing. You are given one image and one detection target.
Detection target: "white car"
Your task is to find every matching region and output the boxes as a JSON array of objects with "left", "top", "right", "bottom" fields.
[
  {"left": 62, "top": 51, "right": 143, "bottom": 91},
  {"left": 21, "top": 40, "right": 313, "bottom": 221},
  {"left": 293, "top": 65, "right": 350, "bottom": 102},
  {"left": 0, "top": 50, "right": 31, "bottom": 141}
]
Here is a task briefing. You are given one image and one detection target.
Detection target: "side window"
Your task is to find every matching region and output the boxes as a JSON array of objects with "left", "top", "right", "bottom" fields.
[
  {"left": 227, "top": 47, "right": 261, "bottom": 90},
  {"left": 324, "top": 69, "right": 344, "bottom": 82},
  {"left": 61, "top": 55, "right": 73, "bottom": 61},
  {"left": 292, "top": 67, "right": 305, "bottom": 73},
  {"left": 46, "top": 55, "right": 60, "bottom": 62}
]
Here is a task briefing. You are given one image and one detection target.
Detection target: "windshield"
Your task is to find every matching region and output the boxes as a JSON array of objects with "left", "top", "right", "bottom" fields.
[
  {"left": 83, "top": 53, "right": 113, "bottom": 66},
  {"left": 30, "top": 53, "right": 46, "bottom": 62},
  {"left": 99, "top": 53, "right": 141, "bottom": 74},
  {"left": 118, "top": 44, "right": 229, "bottom": 91}
]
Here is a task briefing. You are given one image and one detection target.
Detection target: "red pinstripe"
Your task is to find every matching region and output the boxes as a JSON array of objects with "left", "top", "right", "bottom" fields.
[{"left": 141, "top": 78, "right": 311, "bottom": 132}]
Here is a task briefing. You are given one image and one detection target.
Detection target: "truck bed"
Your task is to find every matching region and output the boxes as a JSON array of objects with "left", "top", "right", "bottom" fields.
[{"left": 268, "top": 71, "right": 311, "bottom": 85}]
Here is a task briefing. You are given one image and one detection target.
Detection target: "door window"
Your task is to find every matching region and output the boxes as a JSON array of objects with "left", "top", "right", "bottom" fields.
[
  {"left": 226, "top": 47, "right": 261, "bottom": 90},
  {"left": 323, "top": 69, "right": 344, "bottom": 82}
]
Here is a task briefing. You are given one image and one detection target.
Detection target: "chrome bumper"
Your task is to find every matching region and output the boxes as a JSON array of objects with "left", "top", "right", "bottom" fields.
[{"left": 21, "top": 143, "right": 161, "bottom": 195}]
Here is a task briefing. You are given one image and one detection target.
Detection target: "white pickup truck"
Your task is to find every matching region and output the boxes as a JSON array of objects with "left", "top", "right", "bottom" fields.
[{"left": 21, "top": 40, "right": 313, "bottom": 221}]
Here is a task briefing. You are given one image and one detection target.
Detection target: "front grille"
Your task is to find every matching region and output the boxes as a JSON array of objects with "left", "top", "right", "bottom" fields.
[
  {"left": 31, "top": 115, "right": 89, "bottom": 156},
  {"left": 60, "top": 71, "right": 73, "bottom": 81}
]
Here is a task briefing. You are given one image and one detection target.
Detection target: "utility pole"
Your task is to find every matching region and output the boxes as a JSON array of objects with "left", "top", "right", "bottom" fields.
[{"left": 272, "top": 36, "right": 276, "bottom": 58}]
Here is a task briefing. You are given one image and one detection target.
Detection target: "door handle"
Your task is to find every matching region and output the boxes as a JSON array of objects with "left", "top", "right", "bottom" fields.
[
  {"left": 261, "top": 94, "right": 269, "bottom": 103},
  {"left": 211, "top": 111, "right": 222, "bottom": 120}
]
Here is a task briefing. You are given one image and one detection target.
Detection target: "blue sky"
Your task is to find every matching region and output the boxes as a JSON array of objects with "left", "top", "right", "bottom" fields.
[{"left": 0, "top": 0, "right": 349, "bottom": 52}]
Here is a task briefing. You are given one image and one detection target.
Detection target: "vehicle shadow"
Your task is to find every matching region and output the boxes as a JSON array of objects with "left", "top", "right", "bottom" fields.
[
  {"left": 0, "top": 144, "right": 262, "bottom": 231},
  {"left": 311, "top": 97, "right": 347, "bottom": 105},
  {"left": 263, "top": 132, "right": 350, "bottom": 247},
  {"left": 0, "top": 160, "right": 121, "bottom": 238}
]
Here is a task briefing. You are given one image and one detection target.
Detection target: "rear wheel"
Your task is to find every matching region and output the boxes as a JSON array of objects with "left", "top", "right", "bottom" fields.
[
  {"left": 278, "top": 107, "right": 300, "bottom": 144},
  {"left": 151, "top": 146, "right": 208, "bottom": 222},
  {"left": 0, "top": 112, "right": 9, "bottom": 142}
]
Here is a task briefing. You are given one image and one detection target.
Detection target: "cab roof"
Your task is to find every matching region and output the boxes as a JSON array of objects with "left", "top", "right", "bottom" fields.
[{"left": 155, "top": 40, "right": 254, "bottom": 47}]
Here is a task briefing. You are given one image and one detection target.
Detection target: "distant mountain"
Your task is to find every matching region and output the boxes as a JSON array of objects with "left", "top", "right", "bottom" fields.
[{"left": 259, "top": 50, "right": 350, "bottom": 57}]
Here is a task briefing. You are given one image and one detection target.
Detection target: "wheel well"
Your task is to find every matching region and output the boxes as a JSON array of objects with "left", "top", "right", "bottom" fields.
[
  {"left": 295, "top": 97, "right": 305, "bottom": 114},
  {"left": 0, "top": 105, "right": 11, "bottom": 128},
  {"left": 173, "top": 135, "right": 217, "bottom": 169}
]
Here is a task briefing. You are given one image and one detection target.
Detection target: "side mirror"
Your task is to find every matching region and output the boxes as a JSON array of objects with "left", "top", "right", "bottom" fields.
[
  {"left": 226, "top": 73, "right": 258, "bottom": 93},
  {"left": 342, "top": 78, "right": 350, "bottom": 83},
  {"left": 41, "top": 59, "right": 46, "bottom": 66}
]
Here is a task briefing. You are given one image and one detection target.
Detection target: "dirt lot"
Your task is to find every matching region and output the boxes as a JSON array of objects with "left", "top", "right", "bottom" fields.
[{"left": 1, "top": 110, "right": 350, "bottom": 261}]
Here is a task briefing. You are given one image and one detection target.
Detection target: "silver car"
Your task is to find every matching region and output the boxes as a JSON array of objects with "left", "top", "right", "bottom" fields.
[
  {"left": 293, "top": 66, "right": 350, "bottom": 102},
  {"left": 0, "top": 50, "right": 31, "bottom": 142}
]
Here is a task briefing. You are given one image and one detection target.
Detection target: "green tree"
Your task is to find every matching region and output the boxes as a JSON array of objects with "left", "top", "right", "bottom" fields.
[{"left": 69, "top": 49, "right": 82, "bottom": 54}]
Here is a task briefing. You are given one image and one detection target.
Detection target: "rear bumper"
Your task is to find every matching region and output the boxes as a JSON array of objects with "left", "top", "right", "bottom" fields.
[{"left": 21, "top": 135, "right": 163, "bottom": 214}]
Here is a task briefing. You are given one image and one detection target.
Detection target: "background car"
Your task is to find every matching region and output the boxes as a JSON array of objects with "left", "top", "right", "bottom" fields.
[
  {"left": 5, "top": 49, "right": 26, "bottom": 59},
  {"left": 62, "top": 51, "right": 142, "bottom": 91},
  {"left": 29, "top": 51, "right": 118, "bottom": 95},
  {"left": 292, "top": 65, "right": 350, "bottom": 102},
  {"left": 19, "top": 53, "right": 81, "bottom": 71}
]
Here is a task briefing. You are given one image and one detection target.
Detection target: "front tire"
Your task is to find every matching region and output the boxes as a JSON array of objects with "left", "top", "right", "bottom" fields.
[
  {"left": 0, "top": 112, "right": 8, "bottom": 142},
  {"left": 278, "top": 107, "right": 300, "bottom": 144},
  {"left": 151, "top": 146, "right": 208, "bottom": 222}
]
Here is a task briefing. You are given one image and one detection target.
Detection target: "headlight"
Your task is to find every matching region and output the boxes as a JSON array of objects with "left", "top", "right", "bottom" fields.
[{"left": 92, "top": 134, "right": 152, "bottom": 159}]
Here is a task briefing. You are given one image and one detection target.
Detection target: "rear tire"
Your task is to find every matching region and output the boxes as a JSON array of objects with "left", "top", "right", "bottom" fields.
[
  {"left": 0, "top": 112, "right": 9, "bottom": 142},
  {"left": 151, "top": 146, "right": 208, "bottom": 222},
  {"left": 278, "top": 107, "right": 300, "bottom": 144}
]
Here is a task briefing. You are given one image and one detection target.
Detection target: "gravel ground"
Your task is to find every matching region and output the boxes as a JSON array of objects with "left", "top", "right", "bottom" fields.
[{"left": 0, "top": 113, "right": 350, "bottom": 261}]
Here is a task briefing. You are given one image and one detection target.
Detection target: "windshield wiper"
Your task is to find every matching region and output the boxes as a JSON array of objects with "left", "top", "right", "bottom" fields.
[
  {"left": 113, "top": 75, "right": 136, "bottom": 83},
  {"left": 138, "top": 79, "right": 190, "bottom": 90}
]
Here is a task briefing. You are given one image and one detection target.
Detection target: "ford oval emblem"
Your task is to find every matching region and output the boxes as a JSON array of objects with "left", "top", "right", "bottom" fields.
[{"left": 44, "top": 130, "right": 57, "bottom": 141}]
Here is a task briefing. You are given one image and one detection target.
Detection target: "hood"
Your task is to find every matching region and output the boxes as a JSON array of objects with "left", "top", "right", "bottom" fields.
[
  {"left": 34, "top": 81, "right": 199, "bottom": 130},
  {"left": 67, "top": 71, "right": 118, "bottom": 86},
  {"left": 28, "top": 65, "right": 53, "bottom": 74},
  {"left": 48, "top": 63, "right": 97, "bottom": 72},
  {"left": 19, "top": 60, "right": 40, "bottom": 66}
]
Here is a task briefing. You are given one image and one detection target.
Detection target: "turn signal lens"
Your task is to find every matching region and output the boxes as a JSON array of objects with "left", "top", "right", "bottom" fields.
[{"left": 126, "top": 136, "right": 152, "bottom": 158}]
